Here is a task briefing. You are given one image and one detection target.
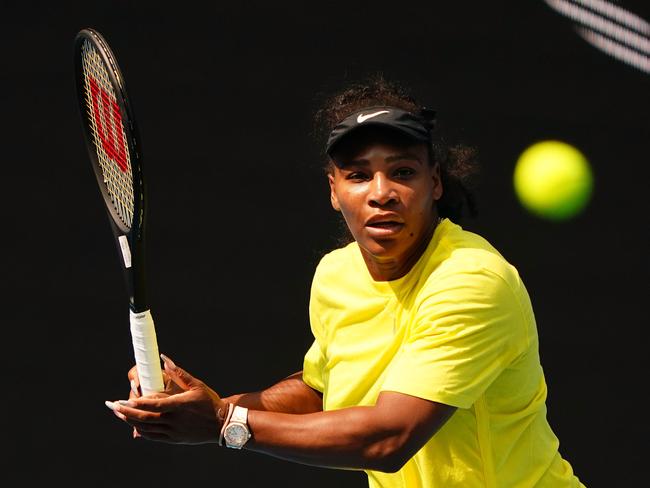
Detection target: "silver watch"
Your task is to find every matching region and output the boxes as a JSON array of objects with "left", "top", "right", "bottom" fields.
[{"left": 223, "top": 405, "right": 251, "bottom": 449}]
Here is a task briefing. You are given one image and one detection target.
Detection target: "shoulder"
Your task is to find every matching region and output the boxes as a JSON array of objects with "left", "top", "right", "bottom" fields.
[
  {"left": 412, "top": 220, "right": 531, "bottom": 320},
  {"left": 308, "top": 242, "right": 364, "bottom": 327},
  {"left": 312, "top": 242, "right": 360, "bottom": 286},
  {"left": 411, "top": 223, "right": 534, "bottom": 354},
  {"left": 425, "top": 220, "right": 524, "bottom": 293}
]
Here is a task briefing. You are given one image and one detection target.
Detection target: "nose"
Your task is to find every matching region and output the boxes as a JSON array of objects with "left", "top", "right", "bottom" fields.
[{"left": 368, "top": 172, "right": 398, "bottom": 207}]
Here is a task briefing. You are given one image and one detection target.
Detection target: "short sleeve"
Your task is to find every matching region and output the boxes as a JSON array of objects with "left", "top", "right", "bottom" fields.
[
  {"left": 302, "top": 258, "right": 329, "bottom": 393},
  {"left": 382, "top": 268, "right": 528, "bottom": 409},
  {"left": 302, "top": 339, "right": 325, "bottom": 393}
]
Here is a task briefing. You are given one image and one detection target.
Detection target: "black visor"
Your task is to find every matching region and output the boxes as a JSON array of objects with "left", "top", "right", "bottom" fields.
[{"left": 326, "top": 106, "right": 436, "bottom": 156}]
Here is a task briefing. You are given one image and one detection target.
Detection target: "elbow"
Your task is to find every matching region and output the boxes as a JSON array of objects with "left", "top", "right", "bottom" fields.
[
  {"left": 364, "top": 440, "right": 411, "bottom": 473},
  {"left": 376, "top": 456, "right": 408, "bottom": 474}
]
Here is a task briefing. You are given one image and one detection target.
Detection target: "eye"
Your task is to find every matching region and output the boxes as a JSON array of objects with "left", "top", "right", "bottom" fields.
[
  {"left": 346, "top": 171, "right": 368, "bottom": 181},
  {"left": 394, "top": 167, "right": 416, "bottom": 179}
]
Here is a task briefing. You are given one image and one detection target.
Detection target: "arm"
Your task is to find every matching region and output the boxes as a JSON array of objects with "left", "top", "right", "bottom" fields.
[
  {"left": 109, "top": 357, "right": 456, "bottom": 473},
  {"left": 127, "top": 363, "right": 322, "bottom": 414},
  {"left": 246, "top": 390, "right": 455, "bottom": 472},
  {"left": 222, "top": 371, "right": 323, "bottom": 414}
]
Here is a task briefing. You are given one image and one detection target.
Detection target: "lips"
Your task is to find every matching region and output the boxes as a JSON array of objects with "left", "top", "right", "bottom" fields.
[
  {"left": 366, "top": 213, "right": 404, "bottom": 227},
  {"left": 365, "top": 214, "right": 404, "bottom": 236},
  {"left": 367, "top": 222, "right": 402, "bottom": 228}
]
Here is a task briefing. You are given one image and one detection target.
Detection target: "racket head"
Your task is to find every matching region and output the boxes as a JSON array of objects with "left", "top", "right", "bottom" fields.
[
  {"left": 75, "top": 28, "right": 149, "bottom": 311},
  {"left": 74, "top": 28, "right": 145, "bottom": 237}
]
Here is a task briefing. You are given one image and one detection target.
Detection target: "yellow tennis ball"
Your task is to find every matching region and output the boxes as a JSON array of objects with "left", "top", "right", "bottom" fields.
[{"left": 513, "top": 140, "right": 593, "bottom": 221}]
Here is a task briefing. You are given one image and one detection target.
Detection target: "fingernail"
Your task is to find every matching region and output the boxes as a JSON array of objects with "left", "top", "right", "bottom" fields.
[
  {"left": 118, "top": 400, "right": 136, "bottom": 407},
  {"left": 105, "top": 401, "right": 116, "bottom": 411},
  {"left": 130, "top": 379, "right": 138, "bottom": 395},
  {"left": 160, "top": 353, "right": 176, "bottom": 369}
]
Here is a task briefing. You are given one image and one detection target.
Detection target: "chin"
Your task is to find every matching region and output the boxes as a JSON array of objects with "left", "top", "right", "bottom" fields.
[{"left": 358, "top": 237, "right": 402, "bottom": 259}]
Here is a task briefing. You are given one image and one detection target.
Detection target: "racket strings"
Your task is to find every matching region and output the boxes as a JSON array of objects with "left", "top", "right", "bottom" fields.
[{"left": 81, "top": 40, "right": 134, "bottom": 229}]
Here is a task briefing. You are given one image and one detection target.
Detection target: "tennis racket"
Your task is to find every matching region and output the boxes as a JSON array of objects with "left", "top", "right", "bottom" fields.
[{"left": 74, "top": 28, "right": 164, "bottom": 396}]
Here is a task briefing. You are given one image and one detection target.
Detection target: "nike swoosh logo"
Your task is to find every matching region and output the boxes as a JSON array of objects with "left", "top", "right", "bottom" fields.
[{"left": 357, "top": 110, "right": 390, "bottom": 123}]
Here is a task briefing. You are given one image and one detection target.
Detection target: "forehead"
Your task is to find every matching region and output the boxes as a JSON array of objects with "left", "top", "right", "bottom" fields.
[{"left": 331, "top": 126, "right": 428, "bottom": 167}]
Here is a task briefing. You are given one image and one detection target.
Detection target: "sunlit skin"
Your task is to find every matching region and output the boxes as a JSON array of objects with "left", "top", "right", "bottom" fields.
[{"left": 329, "top": 136, "right": 443, "bottom": 281}]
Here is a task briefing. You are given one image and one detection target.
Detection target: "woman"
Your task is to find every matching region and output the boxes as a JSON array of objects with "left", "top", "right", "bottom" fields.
[{"left": 106, "top": 77, "right": 585, "bottom": 487}]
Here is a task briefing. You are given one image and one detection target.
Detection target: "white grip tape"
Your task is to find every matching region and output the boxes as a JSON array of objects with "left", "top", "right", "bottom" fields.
[{"left": 129, "top": 310, "right": 164, "bottom": 395}]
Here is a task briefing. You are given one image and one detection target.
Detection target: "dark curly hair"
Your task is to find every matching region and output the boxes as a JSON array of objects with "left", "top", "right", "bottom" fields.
[{"left": 313, "top": 75, "right": 479, "bottom": 227}]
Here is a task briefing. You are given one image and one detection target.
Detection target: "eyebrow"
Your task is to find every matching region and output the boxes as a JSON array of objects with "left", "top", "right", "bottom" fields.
[{"left": 341, "top": 152, "right": 424, "bottom": 168}]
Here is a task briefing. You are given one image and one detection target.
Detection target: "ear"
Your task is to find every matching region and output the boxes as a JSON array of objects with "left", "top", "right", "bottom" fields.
[
  {"left": 431, "top": 163, "right": 443, "bottom": 201},
  {"left": 328, "top": 173, "right": 341, "bottom": 211}
]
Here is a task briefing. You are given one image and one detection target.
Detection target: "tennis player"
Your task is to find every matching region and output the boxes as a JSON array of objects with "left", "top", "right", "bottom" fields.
[{"left": 106, "top": 77, "right": 586, "bottom": 487}]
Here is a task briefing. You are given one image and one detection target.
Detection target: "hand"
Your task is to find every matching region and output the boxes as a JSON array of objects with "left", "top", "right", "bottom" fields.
[
  {"left": 106, "top": 354, "right": 227, "bottom": 444},
  {"left": 126, "top": 355, "right": 185, "bottom": 438},
  {"left": 127, "top": 358, "right": 185, "bottom": 400}
]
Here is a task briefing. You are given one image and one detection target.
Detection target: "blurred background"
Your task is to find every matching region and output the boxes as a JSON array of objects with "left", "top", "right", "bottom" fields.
[{"left": 2, "top": 1, "right": 648, "bottom": 486}]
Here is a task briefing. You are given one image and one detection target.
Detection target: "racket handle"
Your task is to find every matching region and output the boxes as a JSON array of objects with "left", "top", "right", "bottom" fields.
[{"left": 129, "top": 310, "right": 164, "bottom": 395}]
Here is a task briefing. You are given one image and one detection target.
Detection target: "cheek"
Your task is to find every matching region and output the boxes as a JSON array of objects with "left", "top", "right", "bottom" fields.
[
  {"left": 405, "top": 186, "right": 436, "bottom": 222},
  {"left": 338, "top": 198, "right": 362, "bottom": 226},
  {"left": 337, "top": 187, "right": 365, "bottom": 217}
]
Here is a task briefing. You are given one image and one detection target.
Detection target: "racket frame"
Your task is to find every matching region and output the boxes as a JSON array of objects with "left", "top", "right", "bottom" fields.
[{"left": 74, "top": 28, "right": 149, "bottom": 314}]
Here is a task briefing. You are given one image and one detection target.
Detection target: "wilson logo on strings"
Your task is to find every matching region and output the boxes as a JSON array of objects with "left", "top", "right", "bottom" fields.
[{"left": 88, "top": 75, "right": 129, "bottom": 172}]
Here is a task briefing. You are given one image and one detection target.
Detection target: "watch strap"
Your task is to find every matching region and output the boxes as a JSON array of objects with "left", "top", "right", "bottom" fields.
[
  {"left": 218, "top": 403, "right": 234, "bottom": 447},
  {"left": 230, "top": 405, "right": 248, "bottom": 424}
]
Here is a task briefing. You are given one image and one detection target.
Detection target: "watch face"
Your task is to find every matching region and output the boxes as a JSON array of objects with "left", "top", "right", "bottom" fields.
[{"left": 224, "top": 422, "right": 249, "bottom": 448}]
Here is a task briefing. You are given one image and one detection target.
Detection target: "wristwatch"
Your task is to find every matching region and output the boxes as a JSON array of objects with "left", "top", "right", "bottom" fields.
[{"left": 223, "top": 405, "right": 251, "bottom": 449}]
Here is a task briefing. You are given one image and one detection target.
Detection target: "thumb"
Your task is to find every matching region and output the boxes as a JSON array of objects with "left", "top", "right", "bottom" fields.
[{"left": 160, "top": 354, "right": 200, "bottom": 390}]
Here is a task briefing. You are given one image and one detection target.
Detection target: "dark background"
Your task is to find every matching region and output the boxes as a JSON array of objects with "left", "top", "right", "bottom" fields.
[{"left": 2, "top": 1, "right": 648, "bottom": 486}]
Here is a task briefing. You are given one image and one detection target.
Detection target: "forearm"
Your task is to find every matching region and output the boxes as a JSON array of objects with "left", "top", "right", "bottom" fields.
[
  {"left": 118, "top": 361, "right": 452, "bottom": 471},
  {"left": 122, "top": 389, "right": 387, "bottom": 469},
  {"left": 222, "top": 371, "right": 323, "bottom": 414},
  {"left": 245, "top": 405, "right": 406, "bottom": 472}
]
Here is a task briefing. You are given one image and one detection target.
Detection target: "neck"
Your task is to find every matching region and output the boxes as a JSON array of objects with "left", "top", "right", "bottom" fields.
[{"left": 361, "top": 217, "right": 440, "bottom": 282}]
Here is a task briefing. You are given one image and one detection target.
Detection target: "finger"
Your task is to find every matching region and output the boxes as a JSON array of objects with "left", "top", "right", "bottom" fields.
[
  {"left": 162, "top": 372, "right": 174, "bottom": 391},
  {"left": 124, "top": 419, "right": 171, "bottom": 435},
  {"left": 129, "top": 379, "right": 140, "bottom": 400},
  {"left": 160, "top": 354, "right": 200, "bottom": 390},
  {"left": 127, "top": 365, "right": 139, "bottom": 382},
  {"left": 133, "top": 427, "right": 141, "bottom": 439},
  {"left": 128, "top": 366, "right": 141, "bottom": 396},
  {"left": 105, "top": 401, "right": 128, "bottom": 421},
  {"left": 120, "top": 390, "right": 200, "bottom": 414},
  {"left": 107, "top": 400, "right": 167, "bottom": 422}
]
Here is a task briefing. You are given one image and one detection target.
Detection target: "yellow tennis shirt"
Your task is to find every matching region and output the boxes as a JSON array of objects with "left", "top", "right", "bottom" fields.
[{"left": 303, "top": 219, "right": 585, "bottom": 487}]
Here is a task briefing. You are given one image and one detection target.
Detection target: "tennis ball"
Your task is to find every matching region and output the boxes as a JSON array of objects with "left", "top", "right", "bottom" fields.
[{"left": 513, "top": 140, "right": 593, "bottom": 221}]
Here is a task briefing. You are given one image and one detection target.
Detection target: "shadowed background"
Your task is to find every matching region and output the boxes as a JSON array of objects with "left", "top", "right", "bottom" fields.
[{"left": 2, "top": 1, "right": 648, "bottom": 486}]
